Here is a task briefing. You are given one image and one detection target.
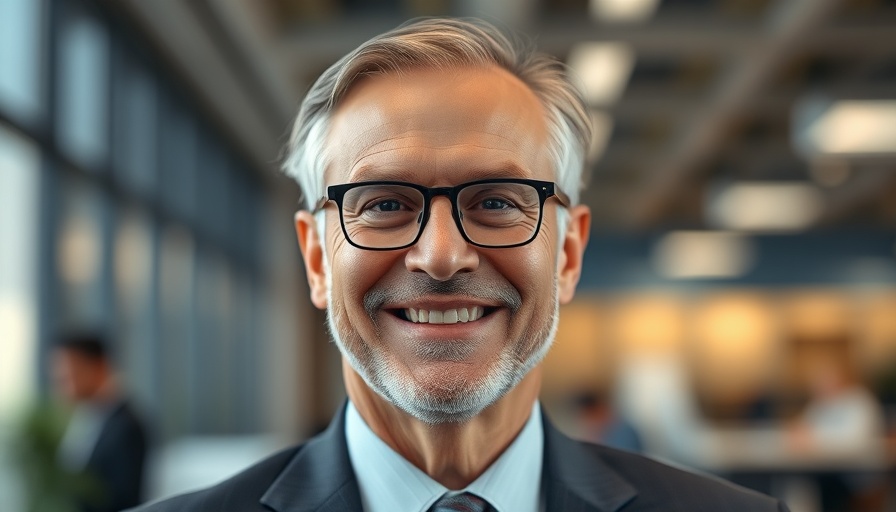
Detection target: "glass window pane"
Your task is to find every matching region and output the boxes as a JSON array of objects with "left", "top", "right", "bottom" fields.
[
  {"left": 56, "top": 8, "right": 109, "bottom": 169},
  {"left": 114, "top": 206, "right": 157, "bottom": 408},
  {"left": 194, "top": 249, "right": 233, "bottom": 433},
  {"left": 159, "top": 224, "right": 196, "bottom": 438},
  {"left": 57, "top": 175, "right": 109, "bottom": 326},
  {"left": 113, "top": 57, "right": 157, "bottom": 197},
  {"left": 231, "top": 271, "right": 257, "bottom": 433},
  {"left": 197, "top": 134, "right": 230, "bottom": 244},
  {"left": 0, "top": 124, "right": 41, "bottom": 418},
  {"left": 0, "top": 0, "right": 44, "bottom": 122},
  {"left": 159, "top": 95, "right": 197, "bottom": 221}
]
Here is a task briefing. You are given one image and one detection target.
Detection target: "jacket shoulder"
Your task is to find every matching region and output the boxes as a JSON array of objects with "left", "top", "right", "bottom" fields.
[
  {"left": 585, "top": 443, "right": 787, "bottom": 511},
  {"left": 127, "top": 445, "right": 301, "bottom": 512}
]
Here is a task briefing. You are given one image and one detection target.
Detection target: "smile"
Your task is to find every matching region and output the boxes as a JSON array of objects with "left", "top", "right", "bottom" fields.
[{"left": 401, "top": 306, "right": 487, "bottom": 324}]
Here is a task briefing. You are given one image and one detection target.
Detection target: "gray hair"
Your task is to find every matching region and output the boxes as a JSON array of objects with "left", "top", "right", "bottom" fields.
[{"left": 282, "top": 17, "right": 592, "bottom": 210}]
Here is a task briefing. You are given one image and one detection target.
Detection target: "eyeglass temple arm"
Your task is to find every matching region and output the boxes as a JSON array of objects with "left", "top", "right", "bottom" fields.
[
  {"left": 310, "top": 196, "right": 329, "bottom": 214},
  {"left": 552, "top": 186, "right": 572, "bottom": 208}
]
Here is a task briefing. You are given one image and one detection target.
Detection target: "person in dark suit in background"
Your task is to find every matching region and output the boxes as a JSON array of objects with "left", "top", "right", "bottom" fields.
[
  {"left": 133, "top": 18, "right": 789, "bottom": 512},
  {"left": 53, "top": 332, "right": 148, "bottom": 512}
]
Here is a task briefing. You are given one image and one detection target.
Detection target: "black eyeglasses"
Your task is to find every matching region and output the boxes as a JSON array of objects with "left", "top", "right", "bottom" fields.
[{"left": 313, "top": 178, "right": 570, "bottom": 251}]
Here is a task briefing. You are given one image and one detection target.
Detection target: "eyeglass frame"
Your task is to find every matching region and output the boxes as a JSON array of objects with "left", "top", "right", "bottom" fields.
[{"left": 312, "top": 178, "right": 571, "bottom": 251}]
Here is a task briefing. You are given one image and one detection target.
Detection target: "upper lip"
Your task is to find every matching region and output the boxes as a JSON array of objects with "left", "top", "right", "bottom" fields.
[{"left": 383, "top": 297, "right": 500, "bottom": 310}]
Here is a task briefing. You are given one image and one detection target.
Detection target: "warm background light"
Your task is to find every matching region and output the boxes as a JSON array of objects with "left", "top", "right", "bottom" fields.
[{"left": 690, "top": 293, "right": 778, "bottom": 408}]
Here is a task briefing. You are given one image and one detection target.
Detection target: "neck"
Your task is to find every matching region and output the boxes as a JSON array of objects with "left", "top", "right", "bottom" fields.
[{"left": 344, "top": 358, "right": 541, "bottom": 490}]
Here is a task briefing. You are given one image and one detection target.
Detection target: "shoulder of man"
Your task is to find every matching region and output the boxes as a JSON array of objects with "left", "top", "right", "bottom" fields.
[
  {"left": 126, "top": 444, "right": 302, "bottom": 512},
  {"left": 561, "top": 439, "right": 789, "bottom": 512}
]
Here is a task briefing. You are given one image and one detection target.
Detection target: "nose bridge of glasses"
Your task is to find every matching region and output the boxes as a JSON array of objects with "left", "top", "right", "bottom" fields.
[
  {"left": 412, "top": 188, "right": 467, "bottom": 248},
  {"left": 421, "top": 191, "right": 460, "bottom": 232}
]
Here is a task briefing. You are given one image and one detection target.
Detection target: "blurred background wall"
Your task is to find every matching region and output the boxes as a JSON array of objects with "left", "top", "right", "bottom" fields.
[{"left": 1, "top": 0, "right": 894, "bottom": 511}]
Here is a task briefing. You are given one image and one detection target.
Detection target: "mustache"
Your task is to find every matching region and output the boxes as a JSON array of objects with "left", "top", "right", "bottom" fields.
[{"left": 363, "top": 273, "right": 522, "bottom": 318}]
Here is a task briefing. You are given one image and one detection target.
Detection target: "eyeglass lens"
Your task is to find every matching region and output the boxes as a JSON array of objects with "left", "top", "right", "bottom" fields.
[{"left": 339, "top": 182, "right": 543, "bottom": 249}]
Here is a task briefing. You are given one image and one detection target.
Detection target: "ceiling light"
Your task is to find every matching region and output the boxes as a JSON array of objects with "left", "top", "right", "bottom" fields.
[
  {"left": 567, "top": 42, "right": 635, "bottom": 106},
  {"left": 653, "top": 231, "right": 755, "bottom": 279},
  {"left": 590, "top": 0, "right": 660, "bottom": 23},
  {"left": 796, "top": 99, "right": 896, "bottom": 156},
  {"left": 707, "top": 182, "right": 824, "bottom": 232}
]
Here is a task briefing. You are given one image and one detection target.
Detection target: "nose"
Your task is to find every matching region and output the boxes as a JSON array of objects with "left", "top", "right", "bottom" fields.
[{"left": 405, "top": 196, "right": 479, "bottom": 280}]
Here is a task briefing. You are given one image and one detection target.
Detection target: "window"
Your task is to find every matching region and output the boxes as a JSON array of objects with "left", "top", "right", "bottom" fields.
[
  {"left": 113, "top": 56, "right": 158, "bottom": 197},
  {"left": 0, "top": 124, "right": 41, "bottom": 417},
  {"left": 56, "top": 6, "right": 109, "bottom": 169},
  {"left": 114, "top": 206, "right": 157, "bottom": 407},
  {"left": 57, "top": 174, "right": 109, "bottom": 326},
  {"left": 0, "top": 0, "right": 44, "bottom": 124}
]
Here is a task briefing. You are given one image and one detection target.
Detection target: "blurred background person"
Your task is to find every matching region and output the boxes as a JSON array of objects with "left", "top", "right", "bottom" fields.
[
  {"left": 51, "top": 332, "right": 149, "bottom": 512},
  {"left": 574, "top": 390, "right": 644, "bottom": 453},
  {"left": 787, "top": 340, "right": 887, "bottom": 511}
]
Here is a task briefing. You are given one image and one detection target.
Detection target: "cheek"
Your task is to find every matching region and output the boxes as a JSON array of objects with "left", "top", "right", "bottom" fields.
[
  {"left": 494, "top": 243, "right": 557, "bottom": 306},
  {"left": 331, "top": 246, "right": 396, "bottom": 310}
]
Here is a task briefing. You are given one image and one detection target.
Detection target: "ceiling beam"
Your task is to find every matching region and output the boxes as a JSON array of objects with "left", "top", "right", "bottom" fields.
[
  {"left": 204, "top": 0, "right": 300, "bottom": 124},
  {"left": 620, "top": 0, "right": 846, "bottom": 228},
  {"left": 111, "top": 0, "right": 283, "bottom": 177},
  {"left": 279, "top": 14, "right": 895, "bottom": 83}
]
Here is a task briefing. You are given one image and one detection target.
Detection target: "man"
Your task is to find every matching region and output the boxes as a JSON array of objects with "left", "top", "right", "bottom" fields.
[
  {"left": 135, "top": 18, "right": 789, "bottom": 511},
  {"left": 53, "top": 333, "right": 148, "bottom": 512}
]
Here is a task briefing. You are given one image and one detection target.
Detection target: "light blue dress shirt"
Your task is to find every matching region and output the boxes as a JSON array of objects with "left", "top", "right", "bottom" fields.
[{"left": 345, "top": 400, "right": 544, "bottom": 512}]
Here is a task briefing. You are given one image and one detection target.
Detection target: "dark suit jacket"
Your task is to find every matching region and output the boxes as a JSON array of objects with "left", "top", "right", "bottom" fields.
[
  {"left": 81, "top": 401, "right": 148, "bottom": 512},
  {"left": 132, "top": 404, "right": 788, "bottom": 511}
]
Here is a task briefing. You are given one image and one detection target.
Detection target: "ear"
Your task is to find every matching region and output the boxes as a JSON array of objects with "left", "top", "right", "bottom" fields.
[
  {"left": 557, "top": 204, "right": 590, "bottom": 305},
  {"left": 295, "top": 210, "right": 328, "bottom": 310}
]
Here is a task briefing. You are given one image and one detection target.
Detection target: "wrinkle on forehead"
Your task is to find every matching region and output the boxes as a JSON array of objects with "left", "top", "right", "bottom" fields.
[{"left": 325, "top": 65, "right": 552, "bottom": 185}]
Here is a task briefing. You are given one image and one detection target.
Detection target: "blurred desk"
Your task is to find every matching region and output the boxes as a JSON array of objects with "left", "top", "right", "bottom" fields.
[
  {"left": 700, "top": 426, "right": 887, "bottom": 473},
  {"left": 698, "top": 427, "right": 890, "bottom": 512}
]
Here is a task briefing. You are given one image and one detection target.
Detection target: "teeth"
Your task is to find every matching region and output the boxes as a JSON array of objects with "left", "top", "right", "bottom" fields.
[{"left": 404, "top": 306, "right": 485, "bottom": 324}]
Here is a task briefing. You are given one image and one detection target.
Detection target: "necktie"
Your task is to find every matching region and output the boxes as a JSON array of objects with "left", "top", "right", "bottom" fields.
[{"left": 428, "top": 492, "right": 494, "bottom": 512}]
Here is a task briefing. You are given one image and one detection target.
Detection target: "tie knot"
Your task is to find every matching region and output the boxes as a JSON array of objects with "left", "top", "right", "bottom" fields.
[{"left": 428, "top": 492, "right": 493, "bottom": 512}]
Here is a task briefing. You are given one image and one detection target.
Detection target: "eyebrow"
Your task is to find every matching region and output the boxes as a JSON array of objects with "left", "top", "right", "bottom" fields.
[
  {"left": 348, "top": 166, "right": 419, "bottom": 183},
  {"left": 347, "top": 162, "right": 532, "bottom": 183}
]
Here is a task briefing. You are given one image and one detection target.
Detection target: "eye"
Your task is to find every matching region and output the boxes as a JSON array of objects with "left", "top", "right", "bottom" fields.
[
  {"left": 480, "top": 197, "right": 515, "bottom": 210},
  {"left": 370, "top": 199, "right": 404, "bottom": 212}
]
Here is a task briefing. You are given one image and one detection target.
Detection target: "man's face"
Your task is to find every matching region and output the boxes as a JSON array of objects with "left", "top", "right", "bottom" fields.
[
  {"left": 297, "top": 65, "right": 588, "bottom": 423},
  {"left": 51, "top": 349, "right": 104, "bottom": 403}
]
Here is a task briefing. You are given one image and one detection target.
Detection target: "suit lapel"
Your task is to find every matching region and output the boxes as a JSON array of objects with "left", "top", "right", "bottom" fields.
[
  {"left": 259, "top": 404, "right": 636, "bottom": 512},
  {"left": 542, "top": 413, "right": 638, "bottom": 512},
  {"left": 260, "top": 403, "right": 363, "bottom": 512}
]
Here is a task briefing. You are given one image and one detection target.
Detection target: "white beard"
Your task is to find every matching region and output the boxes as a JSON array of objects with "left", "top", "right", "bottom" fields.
[{"left": 324, "top": 265, "right": 560, "bottom": 424}]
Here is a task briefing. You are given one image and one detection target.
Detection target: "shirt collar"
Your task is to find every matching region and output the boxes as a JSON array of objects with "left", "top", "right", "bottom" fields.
[{"left": 345, "top": 400, "right": 544, "bottom": 512}]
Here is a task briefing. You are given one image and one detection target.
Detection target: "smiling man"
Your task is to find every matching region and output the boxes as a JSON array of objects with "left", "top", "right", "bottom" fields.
[{"left": 134, "top": 18, "right": 788, "bottom": 512}]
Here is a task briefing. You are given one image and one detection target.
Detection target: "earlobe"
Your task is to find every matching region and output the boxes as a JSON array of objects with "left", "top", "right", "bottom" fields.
[
  {"left": 557, "top": 205, "right": 591, "bottom": 305},
  {"left": 295, "top": 210, "right": 328, "bottom": 310}
]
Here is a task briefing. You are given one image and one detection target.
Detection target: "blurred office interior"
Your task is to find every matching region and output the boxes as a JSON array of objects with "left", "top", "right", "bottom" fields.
[{"left": 0, "top": 0, "right": 894, "bottom": 511}]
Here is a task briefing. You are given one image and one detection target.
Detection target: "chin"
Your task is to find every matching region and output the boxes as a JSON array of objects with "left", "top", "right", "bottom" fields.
[
  {"left": 327, "top": 287, "right": 561, "bottom": 424},
  {"left": 361, "top": 344, "right": 539, "bottom": 424}
]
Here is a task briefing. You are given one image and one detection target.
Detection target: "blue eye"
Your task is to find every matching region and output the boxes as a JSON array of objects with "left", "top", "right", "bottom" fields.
[
  {"left": 481, "top": 198, "right": 514, "bottom": 210},
  {"left": 373, "top": 199, "right": 403, "bottom": 212}
]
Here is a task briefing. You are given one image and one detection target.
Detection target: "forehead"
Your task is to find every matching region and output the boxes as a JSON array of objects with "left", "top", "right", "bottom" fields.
[{"left": 325, "top": 65, "right": 552, "bottom": 184}]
